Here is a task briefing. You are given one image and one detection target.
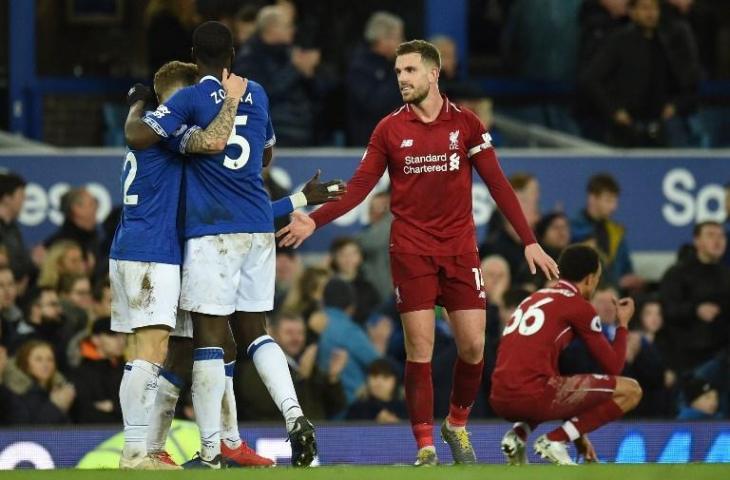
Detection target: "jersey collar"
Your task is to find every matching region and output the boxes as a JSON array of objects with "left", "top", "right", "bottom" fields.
[
  {"left": 556, "top": 280, "right": 579, "bottom": 294},
  {"left": 403, "top": 94, "right": 453, "bottom": 123},
  {"left": 199, "top": 75, "right": 222, "bottom": 85}
]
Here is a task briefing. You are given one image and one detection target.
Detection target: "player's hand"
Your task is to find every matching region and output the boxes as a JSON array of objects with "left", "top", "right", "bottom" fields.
[
  {"left": 614, "top": 297, "right": 635, "bottom": 328},
  {"left": 524, "top": 243, "right": 559, "bottom": 280},
  {"left": 301, "top": 169, "right": 346, "bottom": 205},
  {"left": 276, "top": 210, "right": 315, "bottom": 248},
  {"left": 221, "top": 68, "right": 247, "bottom": 100},
  {"left": 574, "top": 435, "right": 598, "bottom": 463},
  {"left": 126, "top": 83, "right": 154, "bottom": 107}
]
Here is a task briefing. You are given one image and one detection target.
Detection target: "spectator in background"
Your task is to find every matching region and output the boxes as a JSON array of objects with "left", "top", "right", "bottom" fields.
[
  {"left": 346, "top": 12, "right": 404, "bottom": 146},
  {"left": 677, "top": 377, "right": 721, "bottom": 420},
  {"left": 2, "top": 340, "right": 75, "bottom": 424},
  {"left": 38, "top": 241, "right": 87, "bottom": 290},
  {"left": 6, "top": 288, "right": 71, "bottom": 371},
  {"left": 274, "top": 248, "right": 302, "bottom": 312},
  {"left": 282, "top": 266, "right": 330, "bottom": 344},
  {"left": 347, "top": 359, "right": 407, "bottom": 423},
  {"left": 571, "top": 174, "right": 643, "bottom": 292},
  {"left": 69, "top": 318, "right": 125, "bottom": 423},
  {"left": 233, "top": 5, "right": 259, "bottom": 47},
  {"left": 579, "top": 0, "right": 630, "bottom": 69},
  {"left": 624, "top": 299, "right": 676, "bottom": 417},
  {"left": 44, "top": 188, "right": 99, "bottom": 274},
  {"left": 233, "top": 5, "right": 321, "bottom": 146},
  {"left": 145, "top": 0, "right": 198, "bottom": 76},
  {"left": 329, "top": 237, "right": 381, "bottom": 327},
  {"left": 481, "top": 255, "right": 511, "bottom": 308},
  {"left": 315, "top": 279, "right": 381, "bottom": 405},
  {"left": 660, "top": 221, "right": 730, "bottom": 371},
  {"left": 0, "top": 266, "right": 23, "bottom": 344},
  {"left": 57, "top": 274, "right": 94, "bottom": 337},
  {"left": 580, "top": 0, "right": 701, "bottom": 147},
  {"left": 92, "top": 277, "right": 112, "bottom": 321},
  {"left": 0, "top": 173, "right": 34, "bottom": 294},
  {"left": 237, "top": 312, "right": 347, "bottom": 421},
  {"left": 536, "top": 212, "right": 571, "bottom": 261},
  {"left": 356, "top": 191, "right": 393, "bottom": 301},
  {"left": 429, "top": 35, "right": 492, "bottom": 129}
]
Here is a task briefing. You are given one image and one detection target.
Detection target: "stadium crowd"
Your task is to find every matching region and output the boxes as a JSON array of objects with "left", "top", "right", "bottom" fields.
[
  {"left": 0, "top": 170, "right": 728, "bottom": 425},
  {"left": 130, "top": 0, "right": 728, "bottom": 148}
]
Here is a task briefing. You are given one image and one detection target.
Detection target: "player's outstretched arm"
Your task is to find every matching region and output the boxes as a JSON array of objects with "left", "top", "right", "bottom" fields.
[
  {"left": 276, "top": 211, "right": 315, "bottom": 248},
  {"left": 301, "top": 169, "right": 346, "bottom": 206},
  {"left": 185, "top": 71, "right": 247, "bottom": 154},
  {"left": 124, "top": 84, "right": 161, "bottom": 150}
]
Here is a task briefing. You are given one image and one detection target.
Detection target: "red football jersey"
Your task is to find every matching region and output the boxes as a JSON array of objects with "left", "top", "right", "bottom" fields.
[
  {"left": 491, "top": 280, "right": 628, "bottom": 401},
  {"left": 311, "top": 96, "right": 535, "bottom": 256}
]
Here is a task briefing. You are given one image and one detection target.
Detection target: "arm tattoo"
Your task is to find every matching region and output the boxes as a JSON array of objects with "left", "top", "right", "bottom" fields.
[{"left": 186, "top": 96, "right": 239, "bottom": 154}]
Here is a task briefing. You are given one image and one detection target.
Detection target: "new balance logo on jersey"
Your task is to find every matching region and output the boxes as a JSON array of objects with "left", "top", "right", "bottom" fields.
[
  {"left": 449, "top": 153, "right": 460, "bottom": 171},
  {"left": 590, "top": 316, "right": 602, "bottom": 332},
  {"left": 449, "top": 130, "right": 460, "bottom": 150},
  {"left": 400, "top": 139, "right": 414, "bottom": 148}
]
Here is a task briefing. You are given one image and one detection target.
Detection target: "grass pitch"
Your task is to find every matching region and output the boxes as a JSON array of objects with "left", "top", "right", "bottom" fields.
[{"left": 2, "top": 464, "right": 729, "bottom": 480}]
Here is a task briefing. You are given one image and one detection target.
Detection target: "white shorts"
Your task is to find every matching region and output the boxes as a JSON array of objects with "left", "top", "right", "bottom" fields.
[
  {"left": 171, "top": 310, "right": 193, "bottom": 339},
  {"left": 179, "top": 232, "right": 275, "bottom": 316},
  {"left": 110, "top": 259, "right": 180, "bottom": 333}
]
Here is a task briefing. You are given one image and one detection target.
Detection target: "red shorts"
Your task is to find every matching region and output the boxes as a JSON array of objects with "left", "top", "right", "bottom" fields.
[
  {"left": 390, "top": 252, "right": 486, "bottom": 313},
  {"left": 490, "top": 374, "right": 617, "bottom": 424}
]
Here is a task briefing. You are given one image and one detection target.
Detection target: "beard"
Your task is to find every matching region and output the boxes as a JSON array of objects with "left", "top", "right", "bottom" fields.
[{"left": 401, "top": 83, "right": 429, "bottom": 105}]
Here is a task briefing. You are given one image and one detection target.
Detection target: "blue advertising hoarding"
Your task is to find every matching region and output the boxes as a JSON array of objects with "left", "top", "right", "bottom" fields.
[
  {"left": 0, "top": 150, "right": 728, "bottom": 252},
  {"left": 0, "top": 421, "right": 728, "bottom": 469}
]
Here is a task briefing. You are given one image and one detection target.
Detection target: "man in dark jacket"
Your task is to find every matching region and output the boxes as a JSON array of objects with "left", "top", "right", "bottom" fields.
[
  {"left": 43, "top": 188, "right": 100, "bottom": 274},
  {"left": 345, "top": 11, "right": 404, "bottom": 146},
  {"left": 233, "top": 5, "right": 321, "bottom": 146},
  {"left": 660, "top": 222, "right": 730, "bottom": 371},
  {"left": 0, "top": 173, "right": 35, "bottom": 292},
  {"left": 70, "top": 317, "right": 125, "bottom": 423},
  {"left": 580, "top": 0, "right": 700, "bottom": 147}
]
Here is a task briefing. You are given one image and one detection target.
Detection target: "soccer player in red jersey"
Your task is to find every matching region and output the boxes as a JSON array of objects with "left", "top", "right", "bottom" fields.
[
  {"left": 490, "top": 244, "right": 643, "bottom": 465},
  {"left": 277, "top": 39, "right": 558, "bottom": 466}
]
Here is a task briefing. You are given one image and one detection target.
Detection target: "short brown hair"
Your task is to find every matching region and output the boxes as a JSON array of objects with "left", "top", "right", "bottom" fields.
[
  {"left": 587, "top": 173, "right": 620, "bottom": 196},
  {"left": 154, "top": 61, "right": 198, "bottom": 100},
  {"left": 509, "top": 172, "right": 536, "bottom": 191},
  {"left": 693, "top": 221, "right": 723, "bottom": 238},
  {"left": 396, "top": 40, "right": 441, "bottom": 70}
]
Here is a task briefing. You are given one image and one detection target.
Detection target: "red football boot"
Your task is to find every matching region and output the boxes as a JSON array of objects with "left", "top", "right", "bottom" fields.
[{"left": 221, "top": 441, "right": 275, "bottom": 467}]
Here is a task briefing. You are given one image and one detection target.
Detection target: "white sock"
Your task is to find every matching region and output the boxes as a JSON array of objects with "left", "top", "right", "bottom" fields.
[
  {"left": 147, "top": 371, "right": 183, "bottom": 454},
  {"left": 192, "top": 347, "right": 226, "bottom": 461},
  {"left": 247, "top": 335, "right": 303, "bottom": 432},
  {"left": 560, "top": 420, "right": 581, "bottom": 442},
  {"left": 221, "top": 361, "right": 242, "bottom": 449},
  {"left": 120, "top": 359, "right": 161, "bottom": 460}
]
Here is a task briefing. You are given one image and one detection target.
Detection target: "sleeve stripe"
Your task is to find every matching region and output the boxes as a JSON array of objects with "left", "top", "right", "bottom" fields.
[
  {"left": 178, "top": 125, "right": 201, "bottom": 154},
  {"left": 264, "top": 134, "right": 276, "bottom": 148},
  {"left": 142, "top": 117, "right": 169, "bottom": 138}
]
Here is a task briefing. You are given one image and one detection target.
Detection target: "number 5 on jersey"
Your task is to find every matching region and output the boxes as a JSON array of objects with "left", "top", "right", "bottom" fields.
[
  {"left": 503, "top": 298, "right": 554, "bottom": 336},
  {"left": 223, "top": 115, "right": 251, "bottom": 170}
]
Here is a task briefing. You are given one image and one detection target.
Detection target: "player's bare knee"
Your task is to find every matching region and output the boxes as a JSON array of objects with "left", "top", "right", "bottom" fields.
[
  {"left": 456, "top": 338, "right": 484, "bottom": 364},
  {"left": 133, "top": 327, "right": 170, "bottom": 364},
  {"left": 615, "top": 377, "right": 642, "bottom": 411}
]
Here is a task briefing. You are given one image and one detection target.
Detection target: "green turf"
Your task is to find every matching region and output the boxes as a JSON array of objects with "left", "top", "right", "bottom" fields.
[{"left": 2, "top": 465, "right": 729, "bottom": 480}]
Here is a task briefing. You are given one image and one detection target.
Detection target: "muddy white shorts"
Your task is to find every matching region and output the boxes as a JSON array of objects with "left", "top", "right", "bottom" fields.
[
  {"left": 179, "top": 232, "right": 275, "bottom": 316},
  {"left": 110, "top": 259, "right": 180, "bottom": 333}
]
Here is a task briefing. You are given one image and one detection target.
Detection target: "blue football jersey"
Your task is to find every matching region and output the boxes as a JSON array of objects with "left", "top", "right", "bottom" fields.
[
  {"left": 110, "top": 126, "right": 196, "bottom": 264},
  {"left": 142, "top": 76, "right": 275, "bottom": 238}
]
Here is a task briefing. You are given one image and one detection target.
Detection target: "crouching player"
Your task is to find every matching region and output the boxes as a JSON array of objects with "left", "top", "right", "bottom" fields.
[{"left": 490, "top": 245, "right": 642, "bottom": 465}]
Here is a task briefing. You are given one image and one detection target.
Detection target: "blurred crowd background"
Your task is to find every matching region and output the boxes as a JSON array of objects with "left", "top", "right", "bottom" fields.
[
  {"left": 0, "top": 0, "right": 729, "bottom": 427},
  {"left": 3, "top": 0, "right": 730, "bottom": 147}
]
